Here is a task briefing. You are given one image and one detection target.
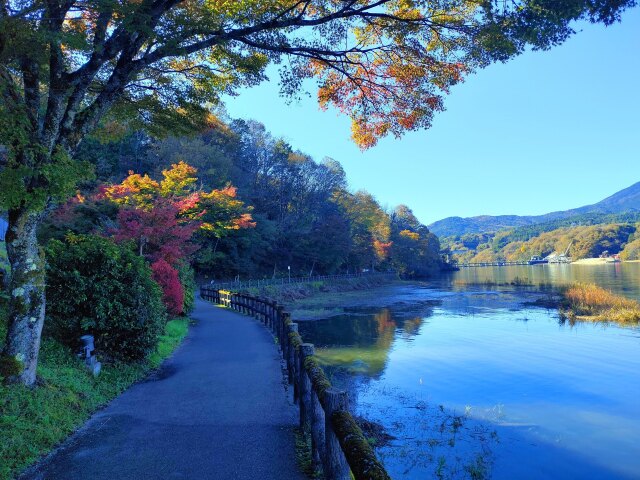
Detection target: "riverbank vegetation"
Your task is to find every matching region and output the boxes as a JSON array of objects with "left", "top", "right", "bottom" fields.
[
  {"left": 0, "top": 295, "right": 189, "bottom": 480},
  {"left": 246, "top": 275, "right": 399, "bottom": 304},
  {"left": 560, "top": 284, "right": 640, "bottom": 325},
  {"left": 443, "top": 221, "right": 640, "bottom": 264}
]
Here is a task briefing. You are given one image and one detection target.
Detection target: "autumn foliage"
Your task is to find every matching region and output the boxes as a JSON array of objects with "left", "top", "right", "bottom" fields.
[
  {"left": 103, "top": 162, "right": 254, "bottom": 312},
  {"left": 151, "top": 259, "right": 185, "bottom": 316}
]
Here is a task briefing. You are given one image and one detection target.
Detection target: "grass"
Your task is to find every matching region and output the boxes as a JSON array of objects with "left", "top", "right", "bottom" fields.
[
  {"left": 452, "top": 277, "right": 554, "bottom": 289},
  {"left": 245, "top": 276, "right": 399, "bottom": 305},
  {"left": 560, "top": 283, "right": 640, "bottom": 324},
  {"left": 0, "top": 241, "right": 8, "bottom": 283},
  {"left": 294, "top": 427, "right": 322, "bottom": 479},
  {"left": 0, "top": 300, "right": 189, "bottom": 480}
]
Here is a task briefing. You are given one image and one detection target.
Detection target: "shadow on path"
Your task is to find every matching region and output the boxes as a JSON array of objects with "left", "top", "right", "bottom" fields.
[{"left": 24, "top": 298, "right": 304, "bottom": 480}]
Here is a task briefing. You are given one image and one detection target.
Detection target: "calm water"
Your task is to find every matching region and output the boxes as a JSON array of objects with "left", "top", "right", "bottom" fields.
[
  {"left": 449, "top": 262, "right": 640, "bottom": 300},
  {"left": 298, "top": 264, "right": 640, "bottom": 479}
]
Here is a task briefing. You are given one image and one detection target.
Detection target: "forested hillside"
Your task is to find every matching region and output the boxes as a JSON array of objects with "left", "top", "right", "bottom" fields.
[
  {"left": 444, "top": 222, "right": 640, "bottom": 263},
  {"left": 41, "top": 115, "right": 442, "bottom": 280},
  {"left": 430, "top": 182, "right": 640, "bottom": 237}
]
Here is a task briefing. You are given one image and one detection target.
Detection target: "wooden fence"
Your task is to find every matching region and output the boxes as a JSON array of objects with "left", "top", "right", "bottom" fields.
[
  {"left": 204, "top": 271, "right": 397, "bottom": 292},
  {"left": 200, "top": 286, "right": 391, "bottom": 480}
]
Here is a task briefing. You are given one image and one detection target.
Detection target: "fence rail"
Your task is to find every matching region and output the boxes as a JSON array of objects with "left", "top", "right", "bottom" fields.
[
  {"left": 205, "top": 271, "right": 397, "bottom": 292},
  {"left": 200, "top": 286, "right": 391, "bottom": 480}
]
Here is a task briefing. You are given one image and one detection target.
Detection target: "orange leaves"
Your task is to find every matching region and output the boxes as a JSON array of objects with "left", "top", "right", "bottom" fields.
[
  {"left": 315, "top": 47, "right": 464, "bottom": 148},
  {"left": 232, "top": 213, "right": 257, "bottom": 230},
  {"left": 374, "top": 240, "right": 393, "bottom": 261}
]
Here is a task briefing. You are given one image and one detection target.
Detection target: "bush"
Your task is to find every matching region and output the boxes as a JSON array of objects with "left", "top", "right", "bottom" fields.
[
  {"left": 151, "top": 259, "right": 184, "bottom": 316},
  {"left": 46, "top": 234, "right": 166, "bottom": 361},
  {"left": 178, "top": 261, "right": 196, "bottom": 314}
]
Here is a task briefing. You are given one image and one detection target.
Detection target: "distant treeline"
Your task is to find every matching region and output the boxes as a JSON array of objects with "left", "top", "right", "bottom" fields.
[
  {"left": 504, "top": 211, "right": 640, "bottom": 243},
  {"left": 443, "top": 215, "right": 640, "bottom": 263},
  {"left": 49, "top": 116, "right": 441, "bottom": 280}
]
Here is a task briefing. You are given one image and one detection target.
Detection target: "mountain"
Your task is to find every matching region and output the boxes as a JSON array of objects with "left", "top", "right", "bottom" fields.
[{"left": 429, "top": 181, "right": 640, "bottom": 237}]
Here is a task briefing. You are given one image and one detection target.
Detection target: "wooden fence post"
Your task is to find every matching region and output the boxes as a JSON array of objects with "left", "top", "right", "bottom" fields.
[
  {"left": 281, "top": 312, "right": 291, "bottom": 358},
  {"left": 258, "top": 297, "right": 265, "bottom": 323},
  {"left": 262, "top": 300, "right": 268, "bottom": 325},
  {"left": 287, "top": 323, "right": 299, "bottom": 394},
  {"left": 266, "top": 301, "right": 273, "bottom": 329},
  {"left": 276, "top": 306, "right": 284, "bottom": 338},
  {"left": 311, "top": 389, "right": 325, "bottom": 473},
  {"left": 323, "top": 388, "right": 350, "bottom": 480},
  {"left": 299, "top": 344, "right": 314, "bottom": 430}
]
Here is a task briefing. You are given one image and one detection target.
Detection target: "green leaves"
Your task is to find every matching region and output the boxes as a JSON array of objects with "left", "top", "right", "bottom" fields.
[{"left": 0, "top": 147, "right": 94, "bottom": 212}]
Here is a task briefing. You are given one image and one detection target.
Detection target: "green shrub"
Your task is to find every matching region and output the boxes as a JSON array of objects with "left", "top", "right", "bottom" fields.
[
  {"left": 178, "top": 261, "right": 196, "bottom": 314},
  {"left": 45, "top": 234, "right": 166, "bottom": 361}
]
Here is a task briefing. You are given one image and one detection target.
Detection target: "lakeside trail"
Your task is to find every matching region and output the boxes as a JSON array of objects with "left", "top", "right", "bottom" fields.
[{"left": 23, "top": 298, "right": 304, "bottom": 480}]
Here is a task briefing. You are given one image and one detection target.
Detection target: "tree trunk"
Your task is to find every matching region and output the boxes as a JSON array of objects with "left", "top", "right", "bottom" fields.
[{"left": 1, "top": 208, "right": 46, "bottom": 386}]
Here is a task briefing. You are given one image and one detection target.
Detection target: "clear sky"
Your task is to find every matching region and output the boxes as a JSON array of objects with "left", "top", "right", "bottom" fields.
[{"left": 222, "top": 8, "right": 640, "bottom": 226}]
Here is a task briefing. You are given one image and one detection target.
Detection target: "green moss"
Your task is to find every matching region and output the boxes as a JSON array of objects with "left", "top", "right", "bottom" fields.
[
  {"left": 0, "top": 354, "right": 24, "bottom": 378},
  {"left": 304, "top": 355, "right": 332, "bottom": 401},
  {"left": 0, "top": 310, "right": 189, "bottom": 480},
  {"left": 331, "top": 411, "right": 390, "bottom": 480},
  {"left": 289, "top": 331, "right": 303, "bottom": 350}
]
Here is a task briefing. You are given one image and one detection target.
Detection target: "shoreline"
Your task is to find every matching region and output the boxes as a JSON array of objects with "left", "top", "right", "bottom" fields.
[
  {"left": 572, "top": 258, "right": 639, "bottom": 265},
  {"left": 572, "top": 258, "right": 615, "bottom": 265}
]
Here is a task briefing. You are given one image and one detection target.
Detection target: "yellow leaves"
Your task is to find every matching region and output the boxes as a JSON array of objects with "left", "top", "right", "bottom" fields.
[
  {"left": 399, "top": 229, "right": 420, "bottom": 241},
  {"left": 104, "top": 172, "right": 159, "bottom": 209},
  {"left": 105, "top": 162, "right": 197, "bottom": 208},
  {"left": 350, "top": 121, "right": 380, "bottom": 151},
  {"left": 160, "top": 161, "right": 198, "bottom": 197}
]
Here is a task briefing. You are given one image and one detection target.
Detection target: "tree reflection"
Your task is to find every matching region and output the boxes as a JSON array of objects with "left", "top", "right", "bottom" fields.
[{"left": 299, "top": 304, "right": 435, "bottom": 377}]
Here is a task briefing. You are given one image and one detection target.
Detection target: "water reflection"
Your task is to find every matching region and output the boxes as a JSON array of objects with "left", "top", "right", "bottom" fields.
[
  {"left": 298, "top": 284, "right": 640, "bottom": 479},
  {"left": 445, "top": 263, "right": 640, "bottom": 300},
  {"left": 299, "top": 302, "right": 437, "bottom": 377}
]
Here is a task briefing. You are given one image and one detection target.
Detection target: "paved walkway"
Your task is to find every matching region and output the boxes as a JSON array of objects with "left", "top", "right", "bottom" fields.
[{"left": 26, "top": 298, "right": 304, "bottom": 480}]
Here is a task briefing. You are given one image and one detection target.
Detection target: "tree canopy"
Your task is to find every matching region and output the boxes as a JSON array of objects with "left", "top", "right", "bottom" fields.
[{"left": 1, "top": 0, "right": 636, "bottom": 385}]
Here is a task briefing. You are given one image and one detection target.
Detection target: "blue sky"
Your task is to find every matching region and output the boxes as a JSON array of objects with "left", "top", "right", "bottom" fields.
[{"left": 223, "top": 8, "right": 640, "bottom": 226}]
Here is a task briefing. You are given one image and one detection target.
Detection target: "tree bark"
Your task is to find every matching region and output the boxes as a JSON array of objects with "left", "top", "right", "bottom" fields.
[{"left": 1, "top": 208, "right": 46, "bottom": 386}]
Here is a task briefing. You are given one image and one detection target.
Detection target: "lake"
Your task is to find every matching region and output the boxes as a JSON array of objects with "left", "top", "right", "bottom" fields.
[{"left": 297, "top": 263, "right": 640, "bottom": 479}]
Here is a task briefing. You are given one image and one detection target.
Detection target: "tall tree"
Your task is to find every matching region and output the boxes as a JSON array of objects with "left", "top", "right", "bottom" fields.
[{"left": 0, "top": 0, "right": 635, "bottom": 384}]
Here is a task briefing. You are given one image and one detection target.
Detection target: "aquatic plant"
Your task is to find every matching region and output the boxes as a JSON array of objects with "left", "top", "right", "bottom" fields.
[{"left": 561, "top": 283, "right": 640, "bottom": 324}]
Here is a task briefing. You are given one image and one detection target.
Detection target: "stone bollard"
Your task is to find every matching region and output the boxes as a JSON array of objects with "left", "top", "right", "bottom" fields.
[{"left": 79, "top": 335, "right": 101, "bottom": 377}]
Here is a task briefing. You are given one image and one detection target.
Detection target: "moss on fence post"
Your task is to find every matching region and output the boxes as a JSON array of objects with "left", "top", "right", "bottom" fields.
[
  {"left": 304, "top": 355, "right": 331, "bottom": 403},
  {"left": 331, "top": 411, "right": 391, "bottom": 480}
]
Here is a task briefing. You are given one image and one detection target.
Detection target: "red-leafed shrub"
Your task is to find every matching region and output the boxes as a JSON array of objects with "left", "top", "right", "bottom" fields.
[{"left": 151, "top": 259, "right": 184, "bottom": 316}]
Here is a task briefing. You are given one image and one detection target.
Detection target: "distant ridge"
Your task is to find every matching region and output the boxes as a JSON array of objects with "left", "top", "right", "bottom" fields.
[{"left": 429, "top": 181, "right": 640, "bottom": 237}]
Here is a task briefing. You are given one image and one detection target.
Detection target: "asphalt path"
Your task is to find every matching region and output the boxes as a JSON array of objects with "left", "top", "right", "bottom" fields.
[{"left": 24, "top": 298, "right": 304, "bottom": 480}]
